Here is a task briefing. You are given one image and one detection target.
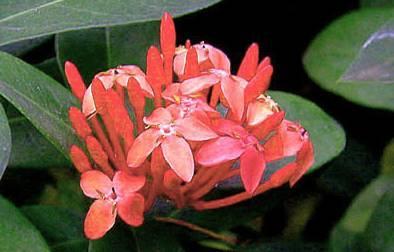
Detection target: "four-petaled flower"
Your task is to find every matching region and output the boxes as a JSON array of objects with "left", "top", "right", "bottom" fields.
[
  {"left": 80, "top": 170, "right": 145, "bottom": 239},
  {"left": 127, "top": 107, "right": 217, "bottom": 182}
]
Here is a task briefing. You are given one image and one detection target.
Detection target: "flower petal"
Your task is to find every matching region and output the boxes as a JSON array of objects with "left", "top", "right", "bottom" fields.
[
  {"left": 250, "top": 111, "right": 285, "bottom": 140},
  {"left": 212, "top": 119, "right": 248, "bottom": 138},
  {"left": 82, "top": 85, "right": 96, "bottom": 117},
  {"left": 80, "top": 170, "right": 113, "bottom": 199},
  {"left": 244, "top": 65, "right": 273, "bottom": 104},
  {"left": 268, "top": 162, "right": 297, "bottom": 188},
  {"left": 221, "top": 76, "right": 245, "bottom": 121},
  {"left": 290, "top": 140, "right": 314, "bottom": 187},
  {"left": 240, "top": 147, "right": 266, "bottom": 194},
  {"left": 162, "top": 83, "right": 181, "bottom": 103},
  {"left": 127, "top": 128, "right": 162, "bottom": 168},
  {"left": 84, "top": 199, "right": 116, "bottom": 240},
  {"left": 161, "top": 136, "right": 194, "bottom": 182},
  {"left": 196, "top": 137, "right": 245, "bottom": 166},
  {"left": 143, "top": 107, "right": 173, "bottom": 126},
  {"left": 175, "top": 116, "right": 217, "bottom": 141},
  {"left": 113, "top": 171, "right": 146, "bottom": 196},
  {"left": 180, "top": 74, "right": 220, "bottom": 95},
  {"left": 237, "top": 43, "right": 259, "bottom": 80},
  {"left": 117, "top": 193, "right": 145, "bottom": 227},
  {"left": 263, "top": 133, "right": 284, "bottom": 162},
  {"left": 65, "top": 61, "right": 86, "bottom": 101}
]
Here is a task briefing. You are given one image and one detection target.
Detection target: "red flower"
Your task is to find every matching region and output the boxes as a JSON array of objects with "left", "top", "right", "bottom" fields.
[
  {"left": 196, "top": 119, "right": 265, "bottom": 194},
  {"left": 127, "top": 107, "right": 217, "bottom": 182},
  {"left": 80, "top": 170, "right": 145, "bottom": 239}
]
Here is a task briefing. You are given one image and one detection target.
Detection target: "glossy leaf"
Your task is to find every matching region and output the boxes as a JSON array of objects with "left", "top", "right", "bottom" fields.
[
  {"left": 340, "top": 19, "right": 394, "bottom": 84},
  {"left": 329, "top": 176, "right": 394, "bottom": 252},
  {"left": 304, "top": 9, "right": 394, "bottom": 110},
  {"left": 0, "top": 103, "right": 11, "bottom": 179},
  {"left": 269, "top": 91, "right": 346, "bottom": 170},
  {"left": 0, "top": 0, "right": 221, "bottom": 46},
  {"left": 0, "top": 51, "right": 80, "bottom": 158},
  {"left": 21, "top": 205, "right": 88, "bottom": 252},
  {"left": 56, "top": 22, "right": 159, "bottom": 82},
  {"left": 8, "top": 117, "right": 69, "bottom": 169},
  {"left": 0, "top": 195, "right": 50, "bottom": 252}
]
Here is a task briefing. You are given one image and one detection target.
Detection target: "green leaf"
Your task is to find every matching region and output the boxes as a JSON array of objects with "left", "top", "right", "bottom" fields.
[
  {"left": 363, "top": 186, "right": 394, "bottom": 252},
  {"left": 0, "top": 51, "right": 80, "bottom": 158},
  {"left": 131, "top": 221, "right": 184, "bottom": 252},
  {"left": 269, "top": 91, "right": 346, "bottom": 170},
  {"left": 303, "top": 9, "right": 394, "bottom": 110},
  {"left": 36, "top": 57, "right": 64, "bottom": 83},
  {"left": 21, "top": 205, "right": 88, "bottom": 252},
  {"left": 238, "top": 241, "right": 325, "bottom": 252},
  {"left": 0, "top": 103, "right": 11, "bottom": 179},
  {"left": 0, "top": 195, "right": 50, "bottom": 252},
  {"left": 381, "top": 138, "right": 394, "bottom": 176},
  {"left": 361, "top": 0, "right": 394, "bottom": 8},
  {"left": 329, "top": 175, "right": 394, "bottom": 252},
  {"left": 88, "top": 224, "right": 137, "bottom": 252},
  {"left": 56, "top": 21, "right": 159, "bottom": 82},
  {"left": 0, "top": 0, "right": 221, "bottom": 47},
  {"left": 8, "top": 117, "right": 69, "bottom": 169}
]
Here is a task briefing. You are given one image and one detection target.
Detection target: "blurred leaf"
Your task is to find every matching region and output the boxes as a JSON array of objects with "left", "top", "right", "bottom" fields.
[
  {"left": 329, "top": 175, "right": 394, "bottom": 252},
  {"left": 21, "top": 205, "right": 88, "bottom": 252},
  {"left": 0, "top": 36, "right": 51, "bottom": 56},
  {"left": 0, "top": 195, "right": 50, "bottom": 252},
  {"left": 303, "top": 9, "right": 394, "bottom": 110},
  {"left": 88, "top": 224, "right": 136, "bottom": 252},
  {"left": 36, "top": 57, "right": 64, "bottom": 83},
  {"left": 318, "top": 138, "right": 378, "bottom": 198},
  {"left": 56, "top": 21, "right": 159, "bottom": 82},
  {"left": 363, "top": 187, "right": 394, "bottom": 251},
  {"left": 39, "top": 169, "right": 88, "bottom": 213},
  {"left": 361, "top": 0, "right": 394, "bottom": 8},
  {"left": 0, "top": 103, "right": 11, "bottom": 179},
  {"left": 0, "top": 51, "right": 80, "bottom": 158},
  {"left": 131, "top": 221, "right": 184, "bottom": 252},
  {"left": 270, "top": 91, "right": 346, "bottom": 171},
  {"left": 381, "top": 138, "right": 394, "bottom": 175},
  {"left": 0, "top": 0, "right": 221, "bottom": 46},
  {"left": 199, "top": 240, "right": 233, "bottom": 251},
  {"left": 340, "top": 18, "right": 394, "bottom": 84},
  {"left": 8, "top": 117, "right": 69, "bottom": 169}
]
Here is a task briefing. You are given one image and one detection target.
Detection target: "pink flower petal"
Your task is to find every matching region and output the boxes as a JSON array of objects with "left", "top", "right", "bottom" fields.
[
  {"left": 117, "top": 193, "right": 145, "bottom": 227},
  {"left": 175, "top": 116, "right": 217, "bottom": 141},
  {"left": 113, "top": 171, "right": 146, "bottom": 197},
  {"left": 161, "top": 136, "right": 194, "bottom": 182},
  {"left": 143, "top": 107, "right": 173, "bottom": 126},
  {"left": 268, "top": 162, "right": 297, "bottom": 188},
  {"left": 196, "top": 137, "right": 245, "bottom": 166},
  {"left": 221, "top": 76, "right": 245, "bottom": 121},
  {"left": 250, "top": 111, "right": 285, "bottom": 140},
  {"left": 280, "top": 120, "right": 305, "bottom": 157},
  {"left": 162, "top": 83, "right": 181, "bottom": 103},
  {"left": 127, "top": 128, "right": 162, "bottom": 168},
  {"left": 80, "top": 170, "right": 113, "bottom": 199},
  {"left": 84, "top": 199, "right": 116, "bottom": 240},
  {"left": 180, "top": 74, "right": 220, "bottom": 95},
  {"left": 244, "top": 65, "right": 273, "bottom": 104},
  {"left": 240, "top": 147, "right": 266, "bottom": 194},
  {"left": 212, "top": 119, "right": 248, "bottom": 138},
  {"left": 82, "top": 86, "right": 96, "bottom": 117},
  {"left": 237, "top": 43, "right": 259, "bottom": 80},
  {"left": 263, "top": 133, "right": 284, "bottom": 162}
]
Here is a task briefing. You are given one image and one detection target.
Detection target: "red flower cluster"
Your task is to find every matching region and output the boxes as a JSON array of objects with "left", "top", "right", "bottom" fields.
[{"left": 66, "top": 13, "right": 314, "bottom": 239}]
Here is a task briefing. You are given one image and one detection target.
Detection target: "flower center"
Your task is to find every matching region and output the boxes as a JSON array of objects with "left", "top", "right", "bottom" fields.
[{"left": 159, "top": 124, "right": 176, "bottom": 137}]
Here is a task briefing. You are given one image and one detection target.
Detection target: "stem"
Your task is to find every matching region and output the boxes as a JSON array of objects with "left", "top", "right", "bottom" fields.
[
  {"left": 154, "top": 217, "right": 237, "bottom": 245},
  {"left": 192, "top": 181, "right": 275, "bottom": 210}
]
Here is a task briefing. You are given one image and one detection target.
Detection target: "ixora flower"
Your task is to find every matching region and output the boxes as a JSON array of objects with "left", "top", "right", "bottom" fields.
[{"left": 65, "top": 12, "right": 314, "bottom": 240}]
